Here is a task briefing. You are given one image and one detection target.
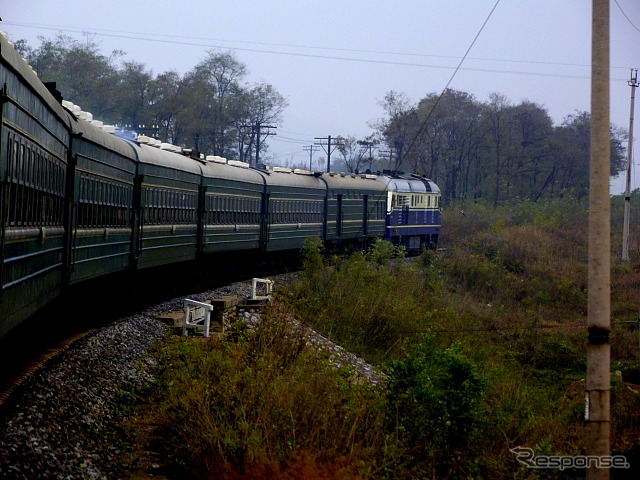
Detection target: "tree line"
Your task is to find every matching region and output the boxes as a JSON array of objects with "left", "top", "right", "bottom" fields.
[
  {"left": 371, "top": 90, "right": 627, "bottom": 204},
  {"left": 14, "top": 34, "right": 627, "bottom": 204},
  {"left": 15, "top": 34, "right": 287, "bottom": 165}
]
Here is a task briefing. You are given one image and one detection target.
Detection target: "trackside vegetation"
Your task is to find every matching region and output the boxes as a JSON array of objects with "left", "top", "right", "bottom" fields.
[{"left": 144, "top": 195, "right": 640, "bottom": 479}]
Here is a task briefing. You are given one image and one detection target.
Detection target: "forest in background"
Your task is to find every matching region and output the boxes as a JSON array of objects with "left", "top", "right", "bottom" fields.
[
  {"left": 15, "top": 34, "right": 628, "bottom": 205},
  {"left": 15, "top": 34, "right": 288, "bottom": 165},
  {"left": 372, "top": 90, "right": 626, "bottom": 204}
]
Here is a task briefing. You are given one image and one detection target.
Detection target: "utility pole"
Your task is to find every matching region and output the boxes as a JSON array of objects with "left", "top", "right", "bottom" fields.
[
  {"left": 303, "top": 144, "right": 320, "bottom": 170},
  {"left": 315, "top": 135, "right": 344, "bottom": 172},
  {"left": 622, "top": 68, "right": 639, "bottom": 262},
  {"left": 241, "top": 123, "right": 276, "bottom": 167},
  {"left": 587, "top": 1, "right": 611, "bottom": 479},
  {"left": 357, "top": 139, "right": 377, "bottom": 172},
  {"left": 378, "top": 149, "right": 393, "bottom": 170}
]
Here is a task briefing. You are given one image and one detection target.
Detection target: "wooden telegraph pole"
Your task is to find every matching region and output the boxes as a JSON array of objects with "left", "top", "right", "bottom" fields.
[
  {"left": 314, "top": 136, "right": 344, "bottom": 172},
  {"left": 587, "top": 1, "right": 611, "bottom": 479},
  {"left": 303, "top": 144, "right": 320, "bottom": 170}
]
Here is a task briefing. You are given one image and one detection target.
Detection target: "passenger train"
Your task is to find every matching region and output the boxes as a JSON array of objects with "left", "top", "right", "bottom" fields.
[{"left": 0, "top": 32, "right": 441, "bottom": 338}]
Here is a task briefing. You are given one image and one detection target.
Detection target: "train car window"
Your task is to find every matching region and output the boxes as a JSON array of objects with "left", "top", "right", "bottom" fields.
[
  {"left": 151, "top": 190, "right": 157, "bottom": 224},
  {"left": 165, "top": 190, "right": 171, "bottom": 224},
  {"left": 155, "top": 190, "right": 161, "bottom": 224},
  {"left": 337, "top": 194, "right": 343, "bottom": 237},
  {"left": 18, "top": 143, "right": 25, "bottom": 182},
  {"left": 223, "top": 196, "right": 229, "bottom": 224},
  {"left": 154, "top": 190, "right": 160, "bottom": 224},
  {"left": 221, "top": 196, "right": 226, "bottom": 224},
  {"left": 363, "top": 195, "right": 369, "bottom": 235},
  {"left": 212, "top": 196, "right": 217, "bottom": 225},
  {"left": 232, "top": 197, "right": 237, "bottom": 225},
  {"left": 208, "top": 196, "right": 213, "bottom": 224},
  {"left": 235, "top": 197, "right": 240, "bottom": 225}
]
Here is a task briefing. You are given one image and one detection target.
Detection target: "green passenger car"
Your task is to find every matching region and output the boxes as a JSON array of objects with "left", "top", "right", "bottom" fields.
[
  {"left": 320, "top": 172, "right": 387, "bottom": 244},
  {"left": 130, "top": 142, "right": 203, "bottom": 269},
  {"left": 263, "top": 168, "right": 326, "bottom": 252},
  {"left": 200, "top": 158, "right": 265, "bottom": 253},
  {"left": 0, "top": 36, "right": 70, "bottom": 336},
  {"left": 68, "top": 117, "right": 137, "bottom": 283}
]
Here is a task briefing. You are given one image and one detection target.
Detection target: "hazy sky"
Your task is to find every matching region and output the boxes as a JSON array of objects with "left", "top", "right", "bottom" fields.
[{"left": 3, "top": 1, "right": 640, "bottom": 193}]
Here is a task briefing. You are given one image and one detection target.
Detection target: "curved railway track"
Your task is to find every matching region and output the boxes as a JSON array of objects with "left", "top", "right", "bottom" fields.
[{"left": 0, "top": 251, "right": 299, "bottom": 411}]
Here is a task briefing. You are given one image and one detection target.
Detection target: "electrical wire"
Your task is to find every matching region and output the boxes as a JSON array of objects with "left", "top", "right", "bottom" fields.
[
  {"left": 400, "top": 319, "right": 639, "bottom": 335},
  {"left": 615, "top": 0, "right": 640, "bottom": 34},
  {"left": 5, "top": 20, "right": 635, "bottom": 71},
  {"left": 403, "top": 0, "right": 501, "bottom": 159},
  {"left": 2, "top": 21, "right": 629, "bottom": 82}
]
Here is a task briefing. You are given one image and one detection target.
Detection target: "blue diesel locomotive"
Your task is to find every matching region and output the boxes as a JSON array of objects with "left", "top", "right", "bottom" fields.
[{"left": 0, "top": 33, "right": 441, "bottom": 338}]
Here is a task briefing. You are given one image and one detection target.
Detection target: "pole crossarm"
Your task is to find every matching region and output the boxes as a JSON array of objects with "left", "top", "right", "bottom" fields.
[
  {"left": 314, "top": 135, "right": 344, "bottom": 172},
  {"left": 303, "top": 144, "right": 320, "bottom": 170},
  {"left": 240, "top": 123, "right": 277, "bottom": 167}
]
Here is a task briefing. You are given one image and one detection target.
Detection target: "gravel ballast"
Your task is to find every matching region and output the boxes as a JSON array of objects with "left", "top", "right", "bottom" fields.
[{"left": 0, "top": 275, "right": 383, "bottom": 479}]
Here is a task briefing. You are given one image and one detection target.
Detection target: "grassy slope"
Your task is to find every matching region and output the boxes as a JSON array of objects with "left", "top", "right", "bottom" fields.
[{"left": 130, "top": 196, "right": 640, "bottom": 479}]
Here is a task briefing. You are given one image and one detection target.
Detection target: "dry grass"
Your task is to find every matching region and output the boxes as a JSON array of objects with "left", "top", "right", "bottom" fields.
[{"left": 142, "top": 196, "right": 640, "bottom": 479}]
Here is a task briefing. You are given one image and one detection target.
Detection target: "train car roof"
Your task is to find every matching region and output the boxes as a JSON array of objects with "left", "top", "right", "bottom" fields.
[
  {"left": 321, "top": 172, "right": 387, "bottom": 192},
  {"left": 262, "top": 168, "right": 326, "bottom": 190},
  {"left": 200, "top": 160, "right": 265, "bottom": 185},
  {"left": 0, "top": 33, "right": 70, "bottom": 126},
  {"left": 377, "top": 175, "right": 441, "bottom": 194},
  {"left": 68, "top": 113, "right": 138, "bottom": 159},
  {"left": 127, "top": 141, "right": 203, "bottom": 175},
  {"left": 424, "top": 179, "right": 441, "bottom": 194}
]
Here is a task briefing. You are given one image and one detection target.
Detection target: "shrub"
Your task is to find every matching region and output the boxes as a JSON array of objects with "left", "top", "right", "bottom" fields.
[
  {"left": 383, "top": 336, "right": 485, "bottom": 477},
  {"left": 154, "top": 304, "right": 399, "bottom": 479}
]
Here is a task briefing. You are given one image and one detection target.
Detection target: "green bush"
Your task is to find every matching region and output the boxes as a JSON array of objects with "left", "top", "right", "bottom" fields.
[
  {"left": 154, "top": 304, "right": 400, "bottom": 479},
  {"left": 384, "top": 336, "right": 484, "bottom": 477}
]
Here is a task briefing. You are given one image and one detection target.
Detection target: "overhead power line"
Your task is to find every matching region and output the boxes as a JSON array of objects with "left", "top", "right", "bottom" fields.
[
  {"left": 404, "top": 0, "right": 501, "bottom": 158},
  {"left": 615, "top": 0, "right": 640, "bottom": 33},
  {"left": 399, "top": 319, "right": 638, "bottom": 335},
  {"left": 315, "top": 136, "right": 344, "bottom": 172},
  {"left": 2, "top": 21, "right": 630, "bottom": 82},
  {"left": 6, "top": 20, "right": 632, "bottom": 70}
]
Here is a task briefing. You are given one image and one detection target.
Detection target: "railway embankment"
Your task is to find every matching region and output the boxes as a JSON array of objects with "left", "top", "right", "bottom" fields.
[{"left": 0, "top": 273, "right": 384, "bottom": 479}]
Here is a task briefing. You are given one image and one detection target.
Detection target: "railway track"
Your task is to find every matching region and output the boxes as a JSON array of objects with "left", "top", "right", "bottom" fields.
[{"left": 0, "top": 251, "right": 299, "bottom": 412}]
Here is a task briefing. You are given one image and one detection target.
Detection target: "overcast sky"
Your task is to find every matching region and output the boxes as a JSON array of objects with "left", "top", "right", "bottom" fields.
[{"left": 3, "top": 0, "right": 640, "bottom": 193}]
